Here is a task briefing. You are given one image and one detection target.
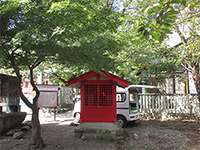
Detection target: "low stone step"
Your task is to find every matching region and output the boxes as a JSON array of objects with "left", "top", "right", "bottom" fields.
[{"left": 74, "top": 123, "right": 121, "bottom": 141}]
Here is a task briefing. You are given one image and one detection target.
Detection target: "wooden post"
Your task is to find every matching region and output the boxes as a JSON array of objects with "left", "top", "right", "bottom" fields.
[
  {"left": 152, "top": 95, "right": 155, "bottom": 110},
  {"left": 0, "top": 79, "right": 2, "bottom": 113},
  {"left": 54, "top": 88, "right": 60, "bottom": 121},
  {"left": 140, "top": 95, "right": 143, "bottom": 111},
  {"left": 54, "top": 107, "right": 56, "bottom": 121},
  {"left": 5, "top": 81, "right": 9, "bottom": 112},
  {"left": 0, "top": 79, "right": 1, "bottom": 98}
]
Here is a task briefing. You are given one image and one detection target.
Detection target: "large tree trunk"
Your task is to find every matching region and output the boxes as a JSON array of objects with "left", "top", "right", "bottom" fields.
[
  {"left": 192, "top": 65, "right": 200, "bottom": 103},
  {"left": 0, "top": 15, "right": 8, "bottom": 36},
  {"left": 8, "top": 53, "right": 45, "bottom": 148},
  {"left": 192, "top": 65, "right": 200, "bottom": 122},
  {"left": 194, "top": 78, "right": 200, "bottom": 106},
  {"left": 31, "top": 105, "right": 45, "bottom": 148},
  {"left": 29, "top": 66, "right": 45, "bottom": 148}
]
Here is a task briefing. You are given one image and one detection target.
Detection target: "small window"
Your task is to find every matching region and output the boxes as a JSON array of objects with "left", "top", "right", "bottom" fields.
[
  {"left": 116, "top": 93, "right": 126, "bottom": 102},
  {"left": 129, "top": 93, "right": 138, "bottom": 102}
]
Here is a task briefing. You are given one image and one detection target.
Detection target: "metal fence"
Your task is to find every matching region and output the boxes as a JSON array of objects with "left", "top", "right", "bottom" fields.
[{"left": 138, "top": 94, "right": 200, "bottom": 116}]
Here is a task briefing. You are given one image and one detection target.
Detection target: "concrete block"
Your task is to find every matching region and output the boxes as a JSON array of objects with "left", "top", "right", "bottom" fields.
[
  {"left": 0, "top": 112, "right": 26, "bottom": 135},
  {"left": 74, "top": 123, "right": 120, "bottom": 141}
]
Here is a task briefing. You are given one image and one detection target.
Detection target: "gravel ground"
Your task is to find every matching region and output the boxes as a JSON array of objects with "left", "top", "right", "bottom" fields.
[{"left": 1, "top": 113, "right": 200, "bottom": 150}]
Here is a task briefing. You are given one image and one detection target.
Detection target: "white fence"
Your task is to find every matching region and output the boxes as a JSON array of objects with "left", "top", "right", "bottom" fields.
[{"left": 138, "top": 94, "right": 200, "bottom": 117}]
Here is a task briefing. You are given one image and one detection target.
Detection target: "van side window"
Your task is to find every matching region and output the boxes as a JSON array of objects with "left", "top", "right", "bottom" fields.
[
  {"left": 129, "top": 93, "right": 138, "bottom": 102},
  {"left": 116, "top": 93, "right": 126, "bottom": 102}
]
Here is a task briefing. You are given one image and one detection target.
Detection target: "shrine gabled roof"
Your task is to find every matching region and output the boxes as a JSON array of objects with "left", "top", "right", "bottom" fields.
[{"left": 67, "top": 71, "right": 129, "bottom": 88}]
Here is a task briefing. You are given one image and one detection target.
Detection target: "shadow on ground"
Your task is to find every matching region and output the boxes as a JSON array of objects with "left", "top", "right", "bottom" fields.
[{"left": 0, "top": 120, "right": 200, "bottom": 150}]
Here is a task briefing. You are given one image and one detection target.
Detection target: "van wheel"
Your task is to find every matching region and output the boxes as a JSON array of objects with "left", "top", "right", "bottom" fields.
[
  {"left": 74, "top": 113, "right": 80, "bottom": 123},
  {"left": 117, "top": 115, "right": 127, "bottom": 128}
]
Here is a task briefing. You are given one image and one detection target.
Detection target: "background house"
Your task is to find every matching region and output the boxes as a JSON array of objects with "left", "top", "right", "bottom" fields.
[
  {"left": 0, "top": 74, "right": 20, "bottom": 113},
  {"left": 142, "top": 69, "right": 196, "bottom": 95}
]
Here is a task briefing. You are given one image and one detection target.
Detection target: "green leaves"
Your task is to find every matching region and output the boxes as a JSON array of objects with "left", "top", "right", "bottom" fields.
[
  {"left": 0, "top": 0, "right": 123, "bottom": 80},
  {"left": 135, "top": 0, "right": 189, "bottom": 42},
  {"left": 48, "top": 1, "right": 70, "bottom": 14},
  {"left": 0, "top": 0, "right": 20, "bottom": 15}
]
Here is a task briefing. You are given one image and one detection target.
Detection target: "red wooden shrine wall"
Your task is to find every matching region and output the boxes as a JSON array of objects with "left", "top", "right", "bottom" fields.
[{"left": 80, "top": 80, "right": 116, "bottom": 122}]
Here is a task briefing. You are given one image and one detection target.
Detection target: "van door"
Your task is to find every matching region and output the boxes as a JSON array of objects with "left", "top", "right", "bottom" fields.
[{"left": 129, "top": 90, "right": 139, "bottom": 114}]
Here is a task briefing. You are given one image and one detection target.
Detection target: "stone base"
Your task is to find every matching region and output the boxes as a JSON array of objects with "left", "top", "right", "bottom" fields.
[{"left": 74, "top": 123, "right": 120, "bottom": 140}]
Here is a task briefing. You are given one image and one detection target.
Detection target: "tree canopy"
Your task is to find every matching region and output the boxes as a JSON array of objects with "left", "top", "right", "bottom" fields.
[
  {"left": 0, "top": 0, "right": 123, "bottom": 147},
  {"left": 111, "top": 0, "right": 200, "bottom": 84},
  {"left": 0, "top": 0, "right": 123, "bottom": 71}
]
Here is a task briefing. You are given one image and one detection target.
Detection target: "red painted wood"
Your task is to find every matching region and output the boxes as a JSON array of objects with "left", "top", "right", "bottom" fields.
[
  {"left": 80, "top": 83, "right": 84, "bottom": 123},
  {"left": 80, "top": 82, "right": 116, "bottom": 122},
  {"left": 67, "top": 70, "right": 128, "bottom": 123},
  {"left": 84, "top": 80, "right": 113, "bottom": 85},
  {"left": 100, "top": 71, "right": 129, "bottom": 87},
  {"left": 112, "top": 84, "right": 117, "bottom": 122},
  {"left": 68, "top": 71, "right": 97, "bottom": 86},
  {"left": 67, "top": 70, "right": 129, "bottom": 88}
]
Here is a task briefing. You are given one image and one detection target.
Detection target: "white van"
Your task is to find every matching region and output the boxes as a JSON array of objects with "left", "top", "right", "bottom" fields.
[{"left": 72, "top": 85, "right": 161, "bottom": 127}]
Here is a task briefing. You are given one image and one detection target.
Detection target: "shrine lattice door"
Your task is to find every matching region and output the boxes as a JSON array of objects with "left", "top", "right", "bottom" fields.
[{"left": 80, "top": 81, "right": 116, "bottom": 122}]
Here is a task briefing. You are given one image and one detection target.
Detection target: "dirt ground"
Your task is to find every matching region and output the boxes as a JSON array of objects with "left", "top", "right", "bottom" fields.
[
  {"left": 126, "top": 120, "right": 200, "bottom": 150},
  {"left": 0, "top": 113, "right": 200, "bottom": 150}
]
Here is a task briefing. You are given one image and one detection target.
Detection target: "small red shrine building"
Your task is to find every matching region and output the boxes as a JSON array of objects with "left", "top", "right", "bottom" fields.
[{"left": 67, "top": 71, "right": 129, "bottom": 123}]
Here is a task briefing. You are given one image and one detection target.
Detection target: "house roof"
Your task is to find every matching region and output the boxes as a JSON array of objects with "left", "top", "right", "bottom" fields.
[
  {"left": 36, "top": 85, "right": 59, "bottom": 92},
  {"left": 0, "top": 74, "right": 18, "bottom": 81},
  {"left": 67, "top": 71, "right": 129, "bottom": 88}
]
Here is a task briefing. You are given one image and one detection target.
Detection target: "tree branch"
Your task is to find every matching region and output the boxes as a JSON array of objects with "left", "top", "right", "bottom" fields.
[
  {"left": 9, "top": 53, "right": 33, "bottom": 109},
  {"left": 177, "top": 10, "right": 200, "bottom": 24},
  {"left": 173, "top": 36, "right": 191, "bottom": 48},
  {"left": 29, "top": 66, "right": 40, "bottom": 105},
  {"left": 0, "top": 39, "right": 9, "bottom": 47},
  {"left": 33, "top": 60, "right": 42, "bottom": 69},
  {"left": 175, "top": 26, "right": 187, "bottom": 44},
  {"left": 181, "top": 63, "right": 192, "bottom": 72},
  {"left": 30, "top": 58, "right": 42, "bottom": 69},
  {"left": 11, "top": 45, "right": 21, "bottom": 54}
]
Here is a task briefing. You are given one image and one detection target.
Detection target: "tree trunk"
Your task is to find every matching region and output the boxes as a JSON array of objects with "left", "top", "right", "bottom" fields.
[
  {"left": 31, "top": 104, "right": 45, "bottom": 148},
  {"left": 195, "top": 78, "right": 200, "bottom": 107},
  {"left": 192, "top": 66, "right": 200, "bottom": 102},
  {"left": 195, "top": 79, "right": 200, "bottom": 122},
  {"left": 4, "top": 30, "right": 45, "bottom": 148},
  {"left": 10, "top": 53, "right": 45, "bottom": 148},
  {"left": 0, "top": 15, "right": 8, "bottom": 36},
  {"left": 192, "top": 65, "right": 200, "bottom": 122}
]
